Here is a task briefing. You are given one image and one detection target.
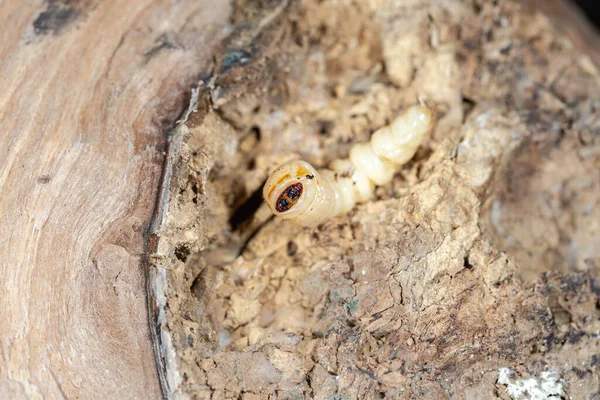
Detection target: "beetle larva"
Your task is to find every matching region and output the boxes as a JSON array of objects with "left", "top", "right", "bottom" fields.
[{"left": 263, "top": 104, "right": 434, "bottom": 226}]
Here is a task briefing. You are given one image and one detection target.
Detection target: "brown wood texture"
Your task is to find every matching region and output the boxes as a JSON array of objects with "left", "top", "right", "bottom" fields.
[
  {"left": 0, "top": 0, "right": 230, "bottom": 398},
  {"left": 0, "top": 0, "right": 598, "bottom": 398},
  {"left": 148, "top": 0, "right": 600, "bottom": 397},
  {"left": 528, "top": 0, "right": 600, "bottom": 68}
]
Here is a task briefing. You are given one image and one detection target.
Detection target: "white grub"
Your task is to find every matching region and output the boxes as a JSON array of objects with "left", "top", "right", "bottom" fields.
[{"left": 263, "top": 105, "right": 434, "bottom": 226}]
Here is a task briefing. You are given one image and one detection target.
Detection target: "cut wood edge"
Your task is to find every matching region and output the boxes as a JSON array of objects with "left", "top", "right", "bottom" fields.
[{"left": 147, "top": 87, "right": 207, "bottom": 399}]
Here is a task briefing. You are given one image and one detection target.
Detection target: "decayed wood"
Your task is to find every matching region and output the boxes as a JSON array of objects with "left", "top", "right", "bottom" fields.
[
  {"left": 148, "top": 0, "right": 600, "bottom": 399},
  {"left": 527, "top": 0, "right": 600, "bottom": 68},
  {"left": 1, "top": 0, "right": 598, "bottom": 398},
  {"left": 0, "top": 1, "right": 230, "bottom": 398},
  {"left": 146, "top": 2, "right": 296, "bottom": 397}
]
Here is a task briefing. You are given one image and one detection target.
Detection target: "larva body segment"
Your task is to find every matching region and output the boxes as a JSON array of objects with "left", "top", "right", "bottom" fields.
[{"left": 263, "top": 105, "right": 434, "bottom": 226}]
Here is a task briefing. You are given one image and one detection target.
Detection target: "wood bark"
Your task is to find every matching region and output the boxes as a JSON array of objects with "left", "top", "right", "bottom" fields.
[{"left": 0, "top": 1, "right": 230, "bottom": 398}]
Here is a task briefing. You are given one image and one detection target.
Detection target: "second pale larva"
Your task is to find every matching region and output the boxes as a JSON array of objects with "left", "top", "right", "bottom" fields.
[{"left": 262, "top": 104, "right": 434, "bottom": 227}]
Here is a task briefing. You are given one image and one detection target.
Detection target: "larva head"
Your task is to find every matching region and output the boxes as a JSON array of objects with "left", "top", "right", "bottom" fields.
[{"left": 263, "top": 160, "right": 322, "bottom": 222}]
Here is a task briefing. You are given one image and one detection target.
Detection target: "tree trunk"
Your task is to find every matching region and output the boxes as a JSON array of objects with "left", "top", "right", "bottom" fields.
[
  {"left": 0, "top": 1, "right": 230, "bottom": 398},
  {"left": 1, "top": 0, "right": 599, "bottom": 400}
]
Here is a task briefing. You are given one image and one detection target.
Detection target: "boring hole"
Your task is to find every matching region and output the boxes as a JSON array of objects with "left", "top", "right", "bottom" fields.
[
  {"left": 228, "top": 179, "right": 268, "bottom": 231},
  {"left": 175, "top": 245, "right": 191, "bottom": 263}
]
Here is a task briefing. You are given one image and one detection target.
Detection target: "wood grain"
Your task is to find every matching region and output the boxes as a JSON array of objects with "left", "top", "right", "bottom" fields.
[
  {"left": 0, "top": 0, "right": 230, "bottom": 398},
  {"left": 528, "top": 0, "right": 600, "bottom": 68}
]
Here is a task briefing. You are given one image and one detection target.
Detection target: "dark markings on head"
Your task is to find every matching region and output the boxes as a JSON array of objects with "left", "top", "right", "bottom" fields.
[
  {"left": 306, "top": 175, "right": 314, "bottom": 180},
  {"left": 275, "top": 183, "right": 303, "bottom": 213}
]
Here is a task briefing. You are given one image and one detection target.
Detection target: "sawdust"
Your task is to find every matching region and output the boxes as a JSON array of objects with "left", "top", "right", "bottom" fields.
[{"left": 151, "top": 0, "right": 600, "bottom": 398}]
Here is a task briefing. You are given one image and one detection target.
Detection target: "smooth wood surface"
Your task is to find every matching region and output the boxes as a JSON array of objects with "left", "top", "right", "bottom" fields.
[{"left": 0, "top": 1, "right": 230, "bottom": 398}]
